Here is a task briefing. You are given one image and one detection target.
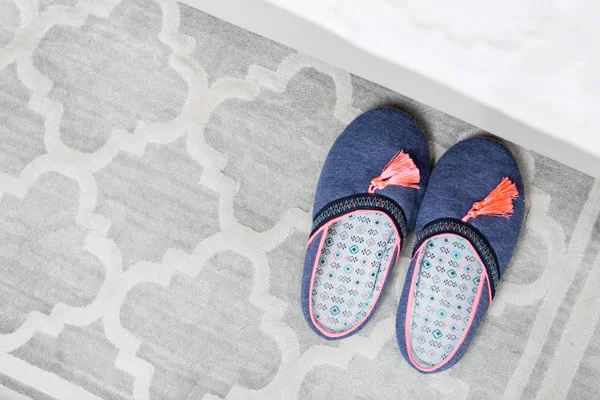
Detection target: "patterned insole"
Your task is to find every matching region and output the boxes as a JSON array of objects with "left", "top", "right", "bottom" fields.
[
  {"left": 311, "top": 212, "right": 398, "bottom": 333},
  {"left": 409, "top": 235, "right": 484, "bottom": 367}
]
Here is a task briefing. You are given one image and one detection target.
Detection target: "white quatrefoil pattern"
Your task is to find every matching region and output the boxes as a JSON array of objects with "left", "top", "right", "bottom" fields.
[{"left": 0, "top": 1, "right": 599, "bottom": 399}]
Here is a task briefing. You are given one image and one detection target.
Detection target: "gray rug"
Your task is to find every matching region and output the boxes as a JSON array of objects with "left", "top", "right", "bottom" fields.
[{"left": 1, "top": 1, "right": 599, "bottom": 399}]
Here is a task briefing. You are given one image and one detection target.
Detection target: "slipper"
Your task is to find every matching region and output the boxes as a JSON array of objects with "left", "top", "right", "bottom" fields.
[
  {"left": 396, "top": 137, "right": 524, "bottom": 372},
  {"left": 301, "top": 108, "right": 430, "bottom": 339}
]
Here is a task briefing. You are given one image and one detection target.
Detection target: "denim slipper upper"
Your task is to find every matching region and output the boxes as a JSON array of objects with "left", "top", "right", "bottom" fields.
[
  {"left": 396, "top": 137, "right": 525, "bottom": 372},
  {"left": 301, "top": 107, "right": 430, "bottom": 340}
]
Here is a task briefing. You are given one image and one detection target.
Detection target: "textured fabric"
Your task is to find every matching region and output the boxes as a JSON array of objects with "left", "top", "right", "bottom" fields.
[
  {"left": 313, "top": 107, "right": 431, "bottom": 232},
  {"left": 398, "top": 254, "right": 491, "bottom": 374},
  {"left": 311, "top": 193, "right": 407, "bottom": 240},
  {"left": 311, "top": 211, "right": 397, "bottom": 333},
  {"left": 398, "top": 137, "right": 524, "bottom": 373},
  {"left": 302, "top": 107, "right": 430, "bottom": 339},
  {"left": 409, "top": 235, "right": 484, "bottom": 368},
  {"left": 2, "top": 2, "right": 600, "bottom": 399},
  {"left": 414, "top": 219, "right": 499, "bottom": 297},
  {"left": 415, "top": 137, "right": 525, "bottom": 275},
  {"left": 303, "top": 229, "right": 401, "bottom": 340}
]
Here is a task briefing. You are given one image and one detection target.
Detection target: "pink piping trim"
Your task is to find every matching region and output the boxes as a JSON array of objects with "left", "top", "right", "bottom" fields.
[
  {"left": 307, "top": 210, "right": 402, "bottom": 338},
  {"left": 306, "top": 226, "right": 325, "bottom": 248},
  {"left": 404, "top": 233, "right": 492, "bottom": 372}
]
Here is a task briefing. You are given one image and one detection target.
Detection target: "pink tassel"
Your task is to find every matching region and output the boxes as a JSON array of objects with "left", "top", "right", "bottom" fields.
[
  {"left": 462, "top": 177, "right": 519, "bottom": 223},
  {"left": 368, "top": 150, "right": 420, "bottom": 194}
]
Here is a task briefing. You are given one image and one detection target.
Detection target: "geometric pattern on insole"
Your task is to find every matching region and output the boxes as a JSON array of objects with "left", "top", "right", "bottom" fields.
[
  {"left": 311, "top": 211, "right": 398, "bottom": 333},
  {"left": 409, "top": 235, "right": 483, "bottom": 367}
]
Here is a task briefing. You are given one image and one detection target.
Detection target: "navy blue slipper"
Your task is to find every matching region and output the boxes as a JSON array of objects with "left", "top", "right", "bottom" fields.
[
  {"left": 396, "top": 137, "right": 524, "bottom": 372},
  {"left": 302, "top": 108, "right": 430, "bottom": 339}
]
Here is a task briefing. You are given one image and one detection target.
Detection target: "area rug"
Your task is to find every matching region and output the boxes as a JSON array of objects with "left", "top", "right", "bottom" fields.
[{"left": 1, "top": 1, "right": 599, "bottom": 399}]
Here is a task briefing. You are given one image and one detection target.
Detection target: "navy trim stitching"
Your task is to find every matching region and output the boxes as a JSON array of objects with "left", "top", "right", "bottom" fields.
[
  {"left": 311, "top": 193, "right": 407, "bottom": 241},
  {"left": 413, "top": 218, "right": 500, "bottom": 298}
]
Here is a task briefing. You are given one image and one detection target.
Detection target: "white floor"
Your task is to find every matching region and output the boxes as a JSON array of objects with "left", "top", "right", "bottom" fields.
[{"left": 185, "top": 0, "right": 600, "bottom": 178}]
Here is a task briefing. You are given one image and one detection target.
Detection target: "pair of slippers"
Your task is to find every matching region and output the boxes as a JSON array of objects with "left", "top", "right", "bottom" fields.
[{"left": 302, "top": 108, "right": 524, "bottom": 373}]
